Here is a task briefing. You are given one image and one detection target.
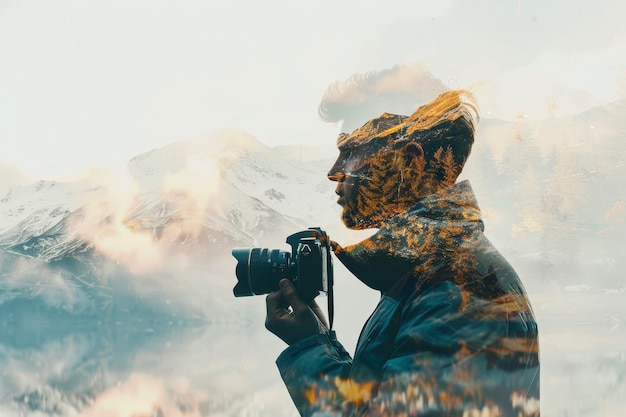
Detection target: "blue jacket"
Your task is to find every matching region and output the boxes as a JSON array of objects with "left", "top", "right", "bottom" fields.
[{"left": 276, "top": 182, "right": 540, "bottom": 416}]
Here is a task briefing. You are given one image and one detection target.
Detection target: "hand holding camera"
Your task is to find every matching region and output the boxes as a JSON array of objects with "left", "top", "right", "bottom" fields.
[
  {"left": 232, "top": 227, "right": 335, "bottom": 345},
  {"left": 265, "top": 278, "right": 329, "bottom": 345}
]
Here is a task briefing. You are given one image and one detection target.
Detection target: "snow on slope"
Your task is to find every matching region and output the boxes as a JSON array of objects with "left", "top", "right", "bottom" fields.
[
  {"left": 0, "top": 180, "right": 103, "bottom": 246},
  {"left": 127, "top": 127, "right": 340, "bottom": 235}
]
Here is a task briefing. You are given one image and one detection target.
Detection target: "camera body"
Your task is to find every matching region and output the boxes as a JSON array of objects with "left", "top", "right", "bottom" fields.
[{"left": 232, "top": 227, "right": 333, "bottom": 303}]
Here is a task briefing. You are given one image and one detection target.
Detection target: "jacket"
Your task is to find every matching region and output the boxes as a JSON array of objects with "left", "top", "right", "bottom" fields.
[{"left": 276, "top": 181, "right": 540, "bottom": 416}]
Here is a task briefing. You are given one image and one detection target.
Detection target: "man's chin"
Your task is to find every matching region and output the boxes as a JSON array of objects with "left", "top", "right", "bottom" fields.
[{"left": 341, "top": 213, "right": 378, "bottom": 230}]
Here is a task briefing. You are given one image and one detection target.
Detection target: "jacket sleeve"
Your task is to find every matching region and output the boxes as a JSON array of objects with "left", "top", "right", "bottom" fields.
[{"left": 276, "top": 330, "right": 353, "bottom": 416}]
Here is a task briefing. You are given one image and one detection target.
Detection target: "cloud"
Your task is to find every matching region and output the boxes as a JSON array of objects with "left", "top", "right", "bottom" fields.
[
  {"left": 73, "top": 167, "right": 163, "bottom": 275},
  {"left": 161, "top": 154, "right": 222, "bottom": 238},
  {"left": 318, "top": 62, "right": 449, "bottom": 133},
  {"left": 70, "top": 148, "right": 227, "bottom": 276}
]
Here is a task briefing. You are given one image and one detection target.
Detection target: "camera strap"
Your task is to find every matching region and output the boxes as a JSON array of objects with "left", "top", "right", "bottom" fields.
[{"left": 328, "top": 284, "right": 334, "bottom": 331}]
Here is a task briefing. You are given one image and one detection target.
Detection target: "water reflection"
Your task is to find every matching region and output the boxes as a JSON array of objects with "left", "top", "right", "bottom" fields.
[
  {"left": 0, "top": 285, "right": 624, "bottom": 416},
  {"left": 0, "top": 303, "right": 294, "bottom": 417}
]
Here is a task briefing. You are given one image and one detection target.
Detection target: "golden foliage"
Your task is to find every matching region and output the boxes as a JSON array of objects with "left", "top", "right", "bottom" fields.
[
  {"left": 337, "top": 90, "right": 478, "bottom": 150},
  {"left": 403, "top": 90, "right": 478, "bottom": 136},
  {"left": 304, "top": 384, "right": 317, "bottom": 405},
  {"left": 333, "top": 377, "right": 375, "bottom": 406},
  {"left": 337, "top": 113, "right": 408, "bottom": 149}
]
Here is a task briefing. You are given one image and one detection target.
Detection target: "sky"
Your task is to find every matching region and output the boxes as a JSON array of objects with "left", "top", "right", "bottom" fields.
[{"left": 1, "top": 0, "right": 625, "bottom": 181}]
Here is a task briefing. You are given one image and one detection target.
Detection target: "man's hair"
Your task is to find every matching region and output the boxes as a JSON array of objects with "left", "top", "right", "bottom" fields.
[
  {"left": 318, "top": 63, "right": 450, "bottom": 134},
  {"left": 338, "top": 90, "right": 479, "bottom": 186}
]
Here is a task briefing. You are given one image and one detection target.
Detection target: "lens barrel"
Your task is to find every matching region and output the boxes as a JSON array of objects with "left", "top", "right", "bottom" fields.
[{"left": 232, "top": 248, "right": 291, "bottom": 297}]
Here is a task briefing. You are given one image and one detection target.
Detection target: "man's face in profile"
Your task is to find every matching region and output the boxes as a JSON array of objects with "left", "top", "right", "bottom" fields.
[
  {"left": 328, "top": 140, "right": 398, "bottom": 230},
  {"left": 328, "top": 146, "right": 368, "bottom": 229}
]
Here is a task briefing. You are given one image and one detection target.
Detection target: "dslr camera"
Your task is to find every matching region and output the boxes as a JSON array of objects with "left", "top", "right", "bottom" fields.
[{"left": 232, "top": 227, "right": 333, "bottom": 303}]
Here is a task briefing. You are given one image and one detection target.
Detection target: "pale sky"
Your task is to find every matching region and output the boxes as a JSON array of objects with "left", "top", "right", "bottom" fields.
[{"left": 1, "top": 0, "right": 625, "bottom": 181}]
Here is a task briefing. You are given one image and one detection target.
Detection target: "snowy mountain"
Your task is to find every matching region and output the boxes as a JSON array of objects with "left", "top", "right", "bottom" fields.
[{"left": 0, "top": 128, "right": 339, "bottom": 325}]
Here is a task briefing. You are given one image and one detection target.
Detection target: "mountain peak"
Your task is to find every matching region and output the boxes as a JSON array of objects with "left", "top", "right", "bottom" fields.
[{"left": 127, "top": 128, "right": 267, "bottom": 191}]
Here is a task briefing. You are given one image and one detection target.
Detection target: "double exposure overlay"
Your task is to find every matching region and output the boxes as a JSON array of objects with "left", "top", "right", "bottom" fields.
[
  {"left": 271, "top": 91, "right": 540, "bottom": 416},
  {"left": 2, "top": 2, "right": 626, "bottom": 415}
]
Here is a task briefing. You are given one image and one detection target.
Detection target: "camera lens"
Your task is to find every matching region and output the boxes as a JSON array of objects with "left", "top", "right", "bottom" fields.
[{"left": 232, "top": 248, "right": 291, "bottom": 297}]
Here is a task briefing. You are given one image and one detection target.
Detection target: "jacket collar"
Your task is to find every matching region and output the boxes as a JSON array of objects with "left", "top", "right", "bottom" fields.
[
  {"left": 404, "top": 180, "right": 483, "bottom": 224},
  {"left": 335, "top": 181, "right": 484, "bottom": 293}
]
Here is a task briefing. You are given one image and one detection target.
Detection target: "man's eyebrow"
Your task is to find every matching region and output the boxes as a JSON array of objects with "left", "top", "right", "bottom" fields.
[
  {"left": 336, "top": 133, "right": 354, "bottom": 149},
  {"left": 336, "top": 132, "right": 362, "bottom": 151},
  {"left": 337, "top": 142, "right": 362, "bottom": 153},
  {"left": 338, "top": 136, "right": 397, "bottom": 154}
]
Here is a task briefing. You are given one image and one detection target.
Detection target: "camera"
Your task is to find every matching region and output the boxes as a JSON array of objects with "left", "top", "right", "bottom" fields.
[{"left": 232, "top": 227, "right": 333, "bottom": 303}]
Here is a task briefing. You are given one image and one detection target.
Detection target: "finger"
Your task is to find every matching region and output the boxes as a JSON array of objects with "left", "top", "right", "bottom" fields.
[
  {"left": 278, "top": 279, "right": 308, "bottom": 315},
  {"left": 266, "top": 291, "right": 290, "bottom": 320},
  {"left": 330, "top": 240, "right": 343, "bottom": 254}
]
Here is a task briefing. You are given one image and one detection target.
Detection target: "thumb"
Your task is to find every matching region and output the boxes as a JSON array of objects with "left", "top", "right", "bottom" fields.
[
  {"left": 278, "top": 279, "right": 306, "bottom": 313},
  {"left": 330, "top": 240, "right": 343, "bottom": 255}
]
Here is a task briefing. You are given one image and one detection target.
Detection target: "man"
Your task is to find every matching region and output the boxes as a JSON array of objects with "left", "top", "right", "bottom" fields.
[{"left": 265, "top": 90, "right": 540, "bottom": 416}]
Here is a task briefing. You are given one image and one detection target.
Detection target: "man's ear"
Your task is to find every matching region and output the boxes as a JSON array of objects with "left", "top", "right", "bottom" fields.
[{"left": 402, "top": 142, "right": 424, "bottom": 166}]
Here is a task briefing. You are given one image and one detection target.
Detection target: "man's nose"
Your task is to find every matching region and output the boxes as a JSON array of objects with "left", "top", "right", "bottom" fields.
[{"left": 327, "top": 161, "right": 345, "bottom": 182}]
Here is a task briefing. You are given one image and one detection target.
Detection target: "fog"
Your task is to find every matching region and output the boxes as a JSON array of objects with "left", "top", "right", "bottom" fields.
[{"left": 2, "top": 1, "right": 626, "bottom": 415}]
